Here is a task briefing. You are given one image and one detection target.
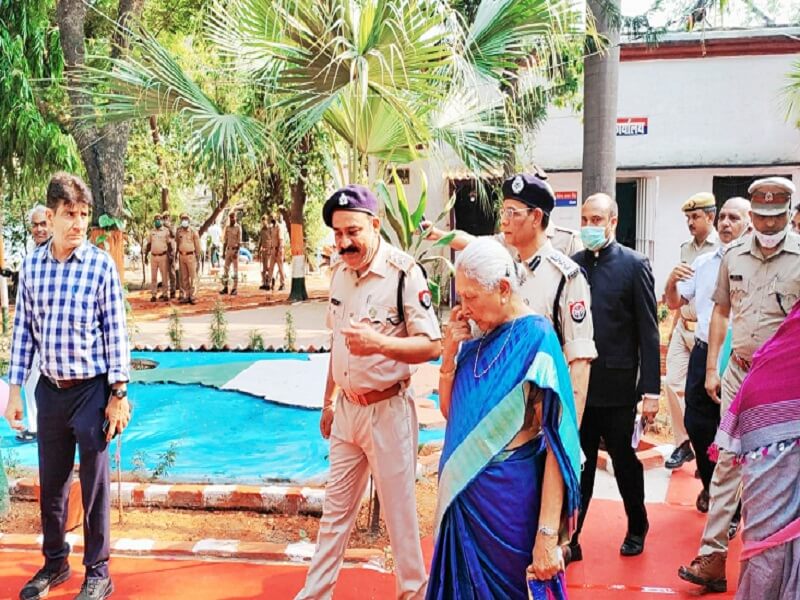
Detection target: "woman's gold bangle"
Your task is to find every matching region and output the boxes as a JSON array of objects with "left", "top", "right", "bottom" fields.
[{"left": 439, "top": 367, "right": 456, "bottom": 377}]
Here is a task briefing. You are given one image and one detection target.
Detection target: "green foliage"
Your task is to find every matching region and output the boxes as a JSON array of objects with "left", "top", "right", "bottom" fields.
[
  {"left": 0, "top": 0, "right": 79, "bottom": 234},
  {"left": 168, "top": 309, "right": 184, "bottom": 349},
  {"left": 248, "top": 329, "right": 265, "bottom": 351},
  {"left": 376, "top": 169, "right": 456, "bottom": 306},
  {"left": 657, "top": 302, "right": 670, "bottom": 324},
  {"left": 209, "top": 300, "right": 228, "bottom": 349},
  {"left": 132, "top": 442, "right": 179, "bottom": 482},
  {"left": 284, "top": 311, "right": 297, "bottom": 352}
]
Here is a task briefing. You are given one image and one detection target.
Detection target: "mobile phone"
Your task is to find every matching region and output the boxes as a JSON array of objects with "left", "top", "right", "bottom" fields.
[{"left": 102, "top": 419, "right": 118, "bottom": 439}]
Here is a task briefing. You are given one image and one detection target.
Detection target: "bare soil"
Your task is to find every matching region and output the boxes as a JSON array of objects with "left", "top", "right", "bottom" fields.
[{"left": 0, "top": 477, "right": 439, "bottom": 549}]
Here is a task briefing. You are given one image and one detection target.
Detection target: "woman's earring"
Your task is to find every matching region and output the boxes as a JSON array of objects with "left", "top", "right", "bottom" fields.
[{"left": 501, "top": 297, "right": 507, "bottom": 304}]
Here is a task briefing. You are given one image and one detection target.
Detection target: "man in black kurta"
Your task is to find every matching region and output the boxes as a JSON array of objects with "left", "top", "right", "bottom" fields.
[{"left": 569, "top": 193, "right": 661, "bottom": 561}]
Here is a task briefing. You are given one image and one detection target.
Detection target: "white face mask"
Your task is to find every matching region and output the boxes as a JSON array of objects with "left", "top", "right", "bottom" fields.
[
  {"left": 754, "top": 229, "right": 786, "bottom": 249},
  {"left": 181, "top": 219, "right": 189, "bottom": 228}
]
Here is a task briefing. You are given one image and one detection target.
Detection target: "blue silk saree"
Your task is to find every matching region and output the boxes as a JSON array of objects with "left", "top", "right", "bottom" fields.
[{"left": 427, "top": 315, "right": 581, "bottom": 600}]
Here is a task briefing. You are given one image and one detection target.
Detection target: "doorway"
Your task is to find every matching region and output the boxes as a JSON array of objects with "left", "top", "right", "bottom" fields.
[{"left": 615, "top": 181, "right": 638, "bottom": 250}]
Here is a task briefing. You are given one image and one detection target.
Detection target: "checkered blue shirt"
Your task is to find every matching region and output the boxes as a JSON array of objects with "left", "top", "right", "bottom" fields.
[{"left": 9, "top": 240, "right": 130, "bottom": 386}]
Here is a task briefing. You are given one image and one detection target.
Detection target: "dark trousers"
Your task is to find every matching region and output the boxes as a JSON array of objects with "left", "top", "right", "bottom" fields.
[
  {"left": 572, "top": 405, "right": 648, "bottom": 543},
  {"left": 683, "top": 342, "right": 720, "bottom": 491},
  {"left": 36, "top": 375, "right": 111, "bottom": 578}
]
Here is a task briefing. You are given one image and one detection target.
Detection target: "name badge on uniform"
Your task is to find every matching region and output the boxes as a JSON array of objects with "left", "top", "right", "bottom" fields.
[{"left": 730, "top": 274, "right": 743, "bottom": 281}]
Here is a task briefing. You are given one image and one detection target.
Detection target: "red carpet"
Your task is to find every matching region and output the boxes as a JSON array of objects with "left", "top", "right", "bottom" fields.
[{"left": 0, "top": 466, "right": 741, "bottom": 599}]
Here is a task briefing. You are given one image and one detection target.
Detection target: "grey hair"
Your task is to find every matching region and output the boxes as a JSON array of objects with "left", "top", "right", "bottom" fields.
[
  {"left": 455, "top": 237, "right": 526, "bottom": 292},
  {"left": 28, "top": 204, "right": 47, "bottom": 222}
]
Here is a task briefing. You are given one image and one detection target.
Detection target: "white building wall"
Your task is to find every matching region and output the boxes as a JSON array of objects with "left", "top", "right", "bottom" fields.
[{"left": 408, "top": 40, "right": 800, "bottom": 293}]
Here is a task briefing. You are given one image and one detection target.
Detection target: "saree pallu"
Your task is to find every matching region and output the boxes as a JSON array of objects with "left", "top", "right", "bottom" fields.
[
  {"left": 427, "top": 315, "right": 580, "bottom": 600},
  {"left": 427, "top": 436, "right": 567, "bottom": 600},
  {"left": 735, "top": 442, "right": 800, "bottom": 599}
]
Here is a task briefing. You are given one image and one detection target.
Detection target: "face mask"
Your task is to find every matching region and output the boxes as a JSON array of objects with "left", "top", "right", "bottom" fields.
[
  {"left": 580, "top": 226, "right": 607, "bottom": 251},
  {"left": 754, "top": 229, "right": 786, "bottom": 249},
  {"left": 154, "top": 220, "right": 162, "bottom": 228},
  {"left": 181, "top": 219, "right": 189, "bottom": 228}
]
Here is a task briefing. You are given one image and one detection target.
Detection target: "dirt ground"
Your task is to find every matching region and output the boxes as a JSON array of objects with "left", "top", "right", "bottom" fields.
[{"left": 0, "top": 477, "right": 439, "bottom": 549}]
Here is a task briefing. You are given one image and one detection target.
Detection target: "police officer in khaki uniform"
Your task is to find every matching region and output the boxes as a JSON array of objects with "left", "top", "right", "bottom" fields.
[
  {"left": 679, "top": 177, "right": 800, "bottom": 592},
  {"left": 663, "top": 193, "right": 719, "bottom": 470},
  {"left": 176, "top": 212, "right": 202, "bottom": 305},
  {"left": 269, "top": 216, "right": 286, "bottom": 291},
  {"left": 547, "top": 222, "right": 583, "bottom": 256},
  {"left": 257, "top": 216, "right": 273, "bottom": 290},
  {"left": 220, "top": 212, "right": 242, "bottom": 296},
  {"left": 295, "top": 185, "right": 441, "bottom": 600},
  {"left": 423, "top": 174, "right": 596, "bottom": 421},
  {"left": 144, "top": 214, "right": 171, "bottom": 302},
  {"left": 160, "top": 212, "right": 178, "bottom": 300}
]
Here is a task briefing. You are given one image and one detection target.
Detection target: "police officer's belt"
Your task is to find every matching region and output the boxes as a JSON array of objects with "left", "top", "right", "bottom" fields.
[
  {"left": 179, "top": 251, "right": 195, "bottom": 256},
  {"left": 344, "top": 381, "right": 405, "bottom": 406},
  {"left": 151, "top": 252, "right": 167, "bottom": 257},
  {"left": 731, "top": 352, "right": 751, "bottom": 372}
]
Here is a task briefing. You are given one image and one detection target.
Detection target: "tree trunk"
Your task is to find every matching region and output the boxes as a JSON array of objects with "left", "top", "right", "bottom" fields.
[
  {"left": 288, "top": 138, "right": 310, "bottom": 302},
  {"left": 581, "top": 0, "right": 620, "bottom": 200},
  {"left": 57, "top": 0, "right": 144, "bottom": 222},
  {"left": 149, "top": 116, "right": 170, "bottom": 212},
  {"left": 199, "top": 175, "right": 252, "bottom": 236}
]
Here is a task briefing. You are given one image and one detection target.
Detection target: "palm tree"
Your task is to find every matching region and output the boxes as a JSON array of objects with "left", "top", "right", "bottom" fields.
[{"left": 77, "top": 0, "right": 584, "bottom": 299}]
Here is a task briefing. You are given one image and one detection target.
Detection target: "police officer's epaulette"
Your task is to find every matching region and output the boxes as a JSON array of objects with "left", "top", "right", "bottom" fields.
[
  {"left": 546, "top": 252, "right": 580, "bottom": 279},
  {"left": 387, "top": 248, "right": 416, "bottom": 273}
]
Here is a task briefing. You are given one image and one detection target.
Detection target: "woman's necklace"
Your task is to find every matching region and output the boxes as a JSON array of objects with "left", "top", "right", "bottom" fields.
[{"left": 473, "top": 317, "right": 517, "bottom": 379}]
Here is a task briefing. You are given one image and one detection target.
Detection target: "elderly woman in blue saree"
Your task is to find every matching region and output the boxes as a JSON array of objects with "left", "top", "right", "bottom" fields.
[{"left": 427, "top": 238, "right": 581, "bottom": 600}]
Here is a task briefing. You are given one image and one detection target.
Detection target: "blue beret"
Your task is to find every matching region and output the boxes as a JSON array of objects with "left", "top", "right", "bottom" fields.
[
  {"left": 502, "top": 174, "right": 555, "bottom": 214},
  {"left": 323, "top": 185, "right": 379, "bottom": 227}
]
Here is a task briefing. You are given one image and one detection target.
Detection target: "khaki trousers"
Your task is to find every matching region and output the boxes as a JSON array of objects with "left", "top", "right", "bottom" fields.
[
  {"left": 269, "top": 248, "right": 285, "bottom": 286},
  {"left": 179, "top": 254, "right": 197, "bottom": 300},
  {"left": 223, "top": 248, "right": 239, "bottom": 291},
  {"left": 150, "top": 254, "right": 169, "bottom": 296},
  {"left": 698, "top": 359, "right": 745, "bottom": 555},
  {"left": 665, "top": 320, "right": 694, "bottom": 447},
  {"left": 295, "top": 392, "right": 427, "bottom": 600},
  {"left": 260, "top": 250, "right": 271, "bottom": 286}
]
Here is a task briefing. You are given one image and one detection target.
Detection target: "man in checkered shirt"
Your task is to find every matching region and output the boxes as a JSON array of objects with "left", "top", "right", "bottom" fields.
[{"left": 4, "top": 172, "right": 131, "bottom": 600}]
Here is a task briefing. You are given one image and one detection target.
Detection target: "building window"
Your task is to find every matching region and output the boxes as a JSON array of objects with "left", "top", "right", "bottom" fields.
[{"left": 386, "top": 168, "right": 411, "bottom": 185}]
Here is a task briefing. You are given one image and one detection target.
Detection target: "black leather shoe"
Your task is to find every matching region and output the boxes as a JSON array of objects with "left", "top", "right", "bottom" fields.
[
  {"left": 665, "top": 441, "right": 695, "bottom": 469},
  {"left": 696, "top": 489, "right": 710, "bottom": 513},
  {"left": 75, "top": 577, "right": 114, "bottom": 600},
  {"left": 728, "top": 516, "right": 741, "bottom": 540},
  {"left": 20, "top": 562, "right": 71, "bottom": 600},
  {"left": 620, "top": 522, "right": 649, "bottom": 556},
  {"left": 563, "top": 542, "right": 582, "bottom": 566}
]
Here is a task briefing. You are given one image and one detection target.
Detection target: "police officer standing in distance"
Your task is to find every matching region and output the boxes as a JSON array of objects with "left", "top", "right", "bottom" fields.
[
  {"left": 175, "top": 212, "right": 202, "bottom": 305},
  {"left": 144, "top": 213, "right": 171, "bottom": 302},
  {"left": 295, "top": 185, "right": 441, "bottom": 600},
  {"left": 220, "top": 212, "right": 242, "bottom": 296}
]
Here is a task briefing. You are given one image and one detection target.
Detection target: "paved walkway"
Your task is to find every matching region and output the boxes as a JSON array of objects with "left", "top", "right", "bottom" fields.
[{"left": 0, "top": 463, "right": 740, "bottom": 599}]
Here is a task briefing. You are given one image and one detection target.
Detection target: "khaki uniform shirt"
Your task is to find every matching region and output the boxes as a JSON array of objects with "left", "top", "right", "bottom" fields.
[
  {"left": 224, "top": 223, "right": 242, "bottom": 250},
  {"left": 271, "top": 223, "right": 285, "bottom": 250},
  {"left": 327, "top": 240, "right": 441, "bottom": 395},
  {"left": 495, "top": 235, "right": 597, "bottom": 363},
  {"left": 147, "top": 226, "right": 171, "bottom": 255},
  {"left": 679, "top": 230, "right": 720, "bottom": 321},
  {"left": 258, "top": 226, "right": 273, "bottom": 252},
  {"left": 176, "top": 227, "right": 201, "bottom": 254},
  {"left": 547, "top": 224, "right": 583, "bottom": 257},
  {"left": 712, "top": 232, "right": 800, "bottom": 360}
]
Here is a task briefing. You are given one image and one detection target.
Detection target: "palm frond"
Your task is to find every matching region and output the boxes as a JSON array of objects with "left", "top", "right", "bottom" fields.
[{"left": 72, "top": 25, "right": 273, "bottom": 170}]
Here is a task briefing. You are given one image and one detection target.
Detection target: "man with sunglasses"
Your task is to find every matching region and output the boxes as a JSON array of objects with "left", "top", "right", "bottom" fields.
[{"left": 678, "top": 176, "right": 800, "bottom": 593}]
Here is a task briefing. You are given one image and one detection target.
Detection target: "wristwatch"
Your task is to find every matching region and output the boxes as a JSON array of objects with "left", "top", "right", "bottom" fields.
[{"left": 111, "top": 388, "right": 128, "bottom": 399}]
